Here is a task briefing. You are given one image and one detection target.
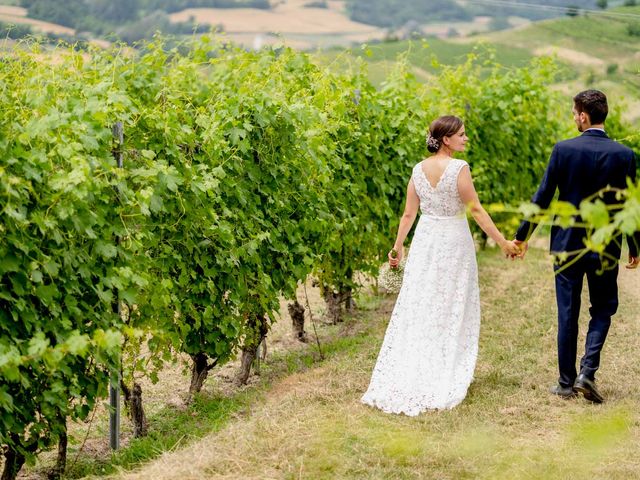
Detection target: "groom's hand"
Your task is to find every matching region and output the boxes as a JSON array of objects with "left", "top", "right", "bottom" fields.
[
  {"left": 626, "top": 255, "right": 639, "bottom": 269},
  {"left": 512, "top": 240, "right": 528, "bottom": 260}
]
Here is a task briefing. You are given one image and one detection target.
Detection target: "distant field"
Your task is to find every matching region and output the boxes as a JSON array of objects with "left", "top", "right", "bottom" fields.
[
  {"left": 0, "top": 5, "right": 24, "bottom": 16},
  {"left": 533, "top": 46, "right": 604, "bottom": 68},
  {"left": 420, "top": 15, "right": 530, "bottom": 37},
  {"left": 167, "top": 4, "right": 532, "bottom": 49},
  {"left": 169, "top": 0, "right": 386, "bottom": 49},
  {"left": 461, "top": 6, "right": 640, "bottom": 72},
  {"left": 0, "top": 4, "right": 75, "bottom": 35}
]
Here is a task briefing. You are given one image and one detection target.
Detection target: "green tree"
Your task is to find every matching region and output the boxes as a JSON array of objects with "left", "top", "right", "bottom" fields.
[
  {"left": 347, "top": 0, "right": 471, "bottom": 28},
  {"left": 628, "top": 22, "right": 640, "bottom": 37},
  {"left": 488, "top": 16, "right": 511, "bottom": 31},
  {"left": 88, "top": 0, "right": 140, "bottom": 23},
  {"left": 26, "top": 0, "right": 89, "bottom": 28},
  {"left": 566, "top": 5, "right": 580, "bottom": 16}
]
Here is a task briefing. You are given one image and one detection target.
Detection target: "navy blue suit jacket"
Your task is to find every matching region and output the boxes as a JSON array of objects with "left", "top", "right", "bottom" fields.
[{"left": 515, "top": 129, "right": 639, "bottom": 259}]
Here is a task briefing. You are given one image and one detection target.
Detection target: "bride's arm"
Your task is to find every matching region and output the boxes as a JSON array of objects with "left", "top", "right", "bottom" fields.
[
  {"left": 390, "top": 179, "right": 420, "bottom": 266},
  {"left": 457, "top": 165, "right": 520, "bottom": 256}
]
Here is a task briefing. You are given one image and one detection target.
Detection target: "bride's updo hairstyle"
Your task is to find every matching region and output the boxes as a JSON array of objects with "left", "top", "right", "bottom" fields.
[{"left": 426, "top": 115, "right": 463, "bottom": 153}]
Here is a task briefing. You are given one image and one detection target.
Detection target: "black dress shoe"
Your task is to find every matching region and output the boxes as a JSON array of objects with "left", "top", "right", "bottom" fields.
[
  {"left": 574, "top": 374, "right": 603, "bottom": 404},
  {"left": 549, "top": 384, "right": 577, "bottom": 399}
]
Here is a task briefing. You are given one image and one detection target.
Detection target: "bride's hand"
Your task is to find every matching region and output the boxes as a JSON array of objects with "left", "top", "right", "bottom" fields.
[
  {"left": 500, "top": 240, "right": 521, "bottom": 257},
  {"left": 388, "top": 248, "right": 402, "bottom": 268}
]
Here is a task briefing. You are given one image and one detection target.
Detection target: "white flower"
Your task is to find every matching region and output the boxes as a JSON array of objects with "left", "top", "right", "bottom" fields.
[{"left": 377, "top": 258, "right": 407, "bottom": 294}]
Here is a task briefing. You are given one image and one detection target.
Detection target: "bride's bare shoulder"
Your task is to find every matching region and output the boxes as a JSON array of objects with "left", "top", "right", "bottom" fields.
[{"left": 414, "top": 158, "right": 428, "bottom": 168}]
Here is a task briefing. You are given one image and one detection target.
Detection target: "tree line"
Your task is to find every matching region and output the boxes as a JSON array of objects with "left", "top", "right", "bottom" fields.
[
  {"left": 17, "top": 0, "right": 267, "bottom": 43},
  {"left": 344, "top": 0, "right": 601, "bottom": 29}
]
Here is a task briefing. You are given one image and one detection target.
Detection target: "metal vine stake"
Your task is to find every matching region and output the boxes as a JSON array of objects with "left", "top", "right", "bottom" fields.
[{"left": 303, "top": 282, "right": 324, "bottom": 361}]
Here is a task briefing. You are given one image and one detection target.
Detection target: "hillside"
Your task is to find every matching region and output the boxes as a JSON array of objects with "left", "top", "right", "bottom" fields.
[
  {"left": 0, "top": 0, "right": 619, "bottom": 47},
  {"left": 458, "top": 5, "right": 640, "bottom": 121},
  {"left": 466, "top": 6, "right": 640, "bottom": 63},
  {"left": 324, "top": 5, "right": 640, "bottom": 123}
]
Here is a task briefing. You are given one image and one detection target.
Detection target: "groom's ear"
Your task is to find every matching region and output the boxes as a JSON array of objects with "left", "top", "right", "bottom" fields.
[
  {"left": 574, "top": 109, "right": 589, "bottom": 128},
  {"left": 579, "top": 110, "right": 591, "bottom": 125}
]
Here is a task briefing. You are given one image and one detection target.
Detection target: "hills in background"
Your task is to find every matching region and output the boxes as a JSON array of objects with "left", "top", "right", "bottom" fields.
[
  {"left": 347, "top": 0, "right": 601, "bottom": 28},
  {"left": 341, "top": 3, "right": 640, "bottom": 123},
  {"left": 1, "top": 0, "right": 639, "bottom": 124},
  {"left": 0, "top": 0, "right": 617, "bottom": 45}
]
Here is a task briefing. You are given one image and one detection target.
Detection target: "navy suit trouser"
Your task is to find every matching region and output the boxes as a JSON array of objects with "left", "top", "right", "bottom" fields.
[{"left": 554, "top": 252, "right": 619, "bottom": 388}]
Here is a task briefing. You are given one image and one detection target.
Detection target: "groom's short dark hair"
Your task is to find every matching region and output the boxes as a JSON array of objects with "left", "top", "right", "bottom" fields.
[{"left": 573, "top": 90, "right": 608, "bottom": 124}]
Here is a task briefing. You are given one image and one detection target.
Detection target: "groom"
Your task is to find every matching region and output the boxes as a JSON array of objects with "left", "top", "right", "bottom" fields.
[{"left": 514, "top": 89, "right": 639, "bottom": 403}]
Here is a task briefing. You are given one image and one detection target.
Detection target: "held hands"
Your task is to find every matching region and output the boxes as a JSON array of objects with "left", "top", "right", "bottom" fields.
[
  {"left": 500, "top": 239, "right": 522, "bottom": 258},
  {"left": 388, "top": 247, "right": 403, "bottom": 268},
  {"left": 512, "top": 239, "right": 528, "bottom": 260},
  {"left": 498, "top": 242, "right": 638, "bottom": 265}
]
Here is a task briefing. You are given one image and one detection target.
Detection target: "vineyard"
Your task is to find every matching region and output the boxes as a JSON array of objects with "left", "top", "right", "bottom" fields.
[{"left": 1, "top": 36, "right": 639, "bottom": 479}]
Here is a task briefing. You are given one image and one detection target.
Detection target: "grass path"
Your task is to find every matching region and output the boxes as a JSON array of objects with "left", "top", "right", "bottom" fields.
[{"left": 103, "top": 246, "right": 640, "bottom": 480}]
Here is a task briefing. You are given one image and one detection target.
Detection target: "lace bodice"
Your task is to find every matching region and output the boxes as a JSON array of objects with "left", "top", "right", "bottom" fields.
[{"left": 412, "top": 159, "right": 468, "bottom": 217}]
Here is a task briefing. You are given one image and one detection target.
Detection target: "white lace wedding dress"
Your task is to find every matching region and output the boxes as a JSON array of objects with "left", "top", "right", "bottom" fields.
[{"left": 361, "top": 159, "right": 481, "bottom": 415}]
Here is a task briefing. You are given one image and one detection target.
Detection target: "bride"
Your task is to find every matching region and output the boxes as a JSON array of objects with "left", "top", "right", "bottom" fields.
[{"left": 361, "top": 115, "right": 520, "bottom": 415}]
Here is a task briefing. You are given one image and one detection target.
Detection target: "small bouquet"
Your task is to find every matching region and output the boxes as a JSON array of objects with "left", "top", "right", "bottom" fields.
[{"left": 377, "top": 249, "right": 406, "bottom": 294}]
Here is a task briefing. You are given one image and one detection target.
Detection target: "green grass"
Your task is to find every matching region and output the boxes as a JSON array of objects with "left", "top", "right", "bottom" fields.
[
  {"left": 56, "top": 295, "right": 386, "bottom": 479},
  {"left": 65, "top": 393, "right": 253, "bottom": 478},
  {"left": 97, "top": 246, "right": 640, "bottom": 479}
]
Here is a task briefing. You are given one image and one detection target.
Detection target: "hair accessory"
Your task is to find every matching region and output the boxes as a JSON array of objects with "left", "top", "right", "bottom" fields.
[{"left": 426, "top": 133, "right": 440, "bottom": 150}]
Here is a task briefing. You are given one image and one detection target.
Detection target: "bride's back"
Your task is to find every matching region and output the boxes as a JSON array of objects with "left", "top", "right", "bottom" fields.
[{"left": 412, "top": 159, "right": 468, "bottom": 217}]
